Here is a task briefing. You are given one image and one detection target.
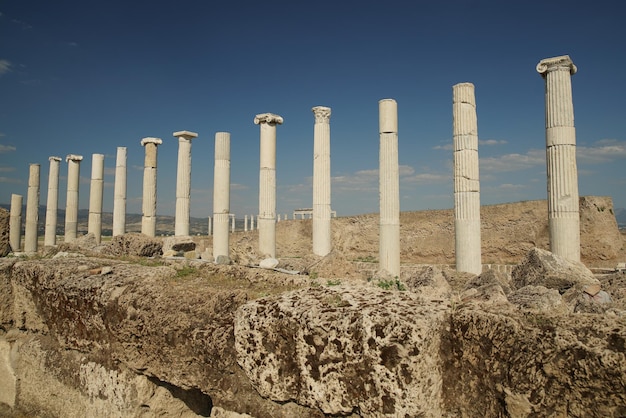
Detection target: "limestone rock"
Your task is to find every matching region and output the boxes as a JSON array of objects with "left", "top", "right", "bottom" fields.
[
  {"left": 460, "top": 283, "right": 509, "bottom": 306},
  {"left": 162, "top": 236, "right": 196, "bottom": 253},
  {"left": 215, "top": 255, "right": 230, "bottom": 265},
  {"left": 102, "top": 233, "right": 162, "bottom": 257},
  {"left": 465, "top": 269, "right": 513, "bottom": 294},
  {"left": 507, "top": 285, "right": 567, "bottom": 313},
  {"left": 75, "top": 233, "right": 98, "bottom": 250},
  {"left": 235, "top": 285, "right": 450, "bottom": 417},
  {"left": 259, "top": 258, "right": 279, "bottom": 269},
  {"left": 403, "top": 266, "right": 452, "bottom": 299},
  {"left": 511, "top": 247, "right": 599, "bottom": 293},
  {"left": 0, "top": 208, "right": 10, "bottom": 257}
]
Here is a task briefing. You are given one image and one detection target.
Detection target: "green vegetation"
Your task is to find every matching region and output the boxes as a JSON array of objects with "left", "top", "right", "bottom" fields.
[
  {"left": 375, "top": 278, "right": 406, "bottom": 291},
  {"left": 354, "top": 255, "right": 378, "bottom": 263},
  {"left": 326, "top": 279, "right": 341, "bottom": 286},
  {"left": 175, "top": 265, "right": 196, "bottom": 278}
]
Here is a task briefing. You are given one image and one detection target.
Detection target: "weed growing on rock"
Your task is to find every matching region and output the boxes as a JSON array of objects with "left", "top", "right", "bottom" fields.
[
  {"left": 376, "top": 278, "right": 406, "bottom": 291},
  {"left": 326, "top": 279, "right": 341, "bottom": 286},
  {"left": 175, "top": 265, "right": 196, "bottom": 279},
  {"left": 354, "top": 255, "right": 378, "bottom": 263}
]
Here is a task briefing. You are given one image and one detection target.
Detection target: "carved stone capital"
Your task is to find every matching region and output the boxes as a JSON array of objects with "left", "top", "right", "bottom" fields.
[
  {"left": 312, "top": 106, "right": 331, "bottom": 123},
  {"left": 65, "top": 154, "right": 83, "bottom": 162},
  {"left": 536, "top": 55, "right": 577, "bottom": 77},
  {"left": 254, "top": 113, "right": 283, "bottom": 125},
  {"left": 173, "top": 130, "right": 198, "bottom": 140},
  {"left": 141, "top": 137, "right": 163, "bottom": 146},
  {"left": 49, "top": 156, "right": 62, "bottom": 162}
]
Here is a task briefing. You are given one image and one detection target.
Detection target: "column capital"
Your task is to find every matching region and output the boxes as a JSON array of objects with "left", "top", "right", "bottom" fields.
[
  {"left": 312, "top": 106, "right": 331, "bottom": 123},
  {"left": 141, "top": 137, "right": 163, "bottom": 146},
  {"left": 49, "top": 156, "right": 62, "bottom": 162},
  {"left": 536, "top": 55, "right": 577, "bottom": 77},
  {"left": 254, "top": 113, "right": 283, "bottom": 125},
  {"left": 173, "top": 130, "right": 198, "bottom": 140},
  {"left": 66, "top": 154, "right": 83, "bottom": 162}
]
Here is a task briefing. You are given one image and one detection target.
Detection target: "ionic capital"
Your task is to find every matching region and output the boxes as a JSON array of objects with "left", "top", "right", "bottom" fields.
[
  {"left": 173, "top": 130, "right": 198, "bottom": 140},
  {"left": 65, "top": 154, "right": 83, "bottom": 162},
  {"left": 312, "top": 106, "right": 331, "bottom": 123},
  {"left": 49, "top": 156, "right": 62, "bottom": 162},
  {"left": 536, "top": 55, "right": 577, "bottom": 77},
  {"left": 254, "top": 113, "right": 283, "bottom": 125},
  {"left": 141, "top": 137, "right": 163, "bottom": 146}
]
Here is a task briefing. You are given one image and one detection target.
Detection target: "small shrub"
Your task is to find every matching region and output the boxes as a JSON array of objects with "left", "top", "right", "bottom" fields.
[
  {"left": 326, "top": 279, "right": 341, "bottom": 286},
  {"left": 376, "top": 278, "right": 406, "bottom": 291}
]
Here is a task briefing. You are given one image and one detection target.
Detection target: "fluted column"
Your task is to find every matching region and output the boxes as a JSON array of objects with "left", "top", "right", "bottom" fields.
[
  {"left": 141, "top": 138, "right": 162, "bottom": 237},
  {"left": 24, "top": 163, "right": 41, "bottom": 253},
  {"left": 537, "top": 55, "right": 580, "bottom": 262},
  {"left": 379, "top": 99, "right": 400, "bottom": 277},
  {"left": 9, "top": 194, "right": 22, "bottom": 252},
  {"left": 254, "top": 113, "right": 283, "bottom": 258},
  {"left": 64, "top": 155, "right": 83, "bottom": 242},
  {"left": 207, "top": 216, "right": 212, "bottom": 236},
  {"left": 112, "top": 147, "right": 127, "bottom": 236},
  {"left": 44, "top": 156, "right": 62, "bottom": 246},
  {"left": 213, "top": 132, "right": 231, "bottom": 262},
  {"left": 453, "top": 83, "right": 482, "bottom": 274},
  {"left": 312, "top": 106, "right": 332, "bottom": 257},
  {"left": 173, "top": 130, "right": 198, "bottom": 236},
  {"left": 88, "top": 153, "right": 105, "bottom": 243}
]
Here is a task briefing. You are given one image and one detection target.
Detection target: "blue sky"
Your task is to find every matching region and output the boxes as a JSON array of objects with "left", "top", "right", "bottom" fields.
[{"left": 1, "top": 0, "right": 625, "bottom": 218}]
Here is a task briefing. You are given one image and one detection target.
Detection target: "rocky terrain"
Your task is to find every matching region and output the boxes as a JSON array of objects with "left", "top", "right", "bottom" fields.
[{"left": 0, "top": 196, "right": 625, "bottom": 417}]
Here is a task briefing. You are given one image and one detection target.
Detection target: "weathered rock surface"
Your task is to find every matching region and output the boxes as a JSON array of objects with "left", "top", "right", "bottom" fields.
[
  {"left": 162, "top": 236, "right": 196, "bottom": 253},
  {"left": 235, "top": 285, "right": 450, "bottom": 417},
  {"left": 0, "top": 208, "right": 10, "bottom": 257},
  {"left": 101, "top": 232, "right": 163, "bottom": 257}
]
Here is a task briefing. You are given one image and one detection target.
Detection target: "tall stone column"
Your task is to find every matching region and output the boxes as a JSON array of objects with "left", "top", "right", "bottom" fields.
[
  {"left": 244, "top": 215, "right": 248, "bottom": 232},
  {"left": 64, "top": 155, "right": 83, "bottom": 243},
  {"left": 379, "top": 99, "right": 400, "bottom": 277},
  {"left": 173, "top": 130, "right": 198, "bottom": 236},
  {"left": 9, "top": 194, "right": 22, "bottom": 252},
  {"left": 254, "top": 113, "right": 283, "bottom": 258},
  {"left": 312, "top": 106, "right": 332, "bottom": 256},
  {"left": 24, "top": 163, "right": 40, "bottom": 253},
  {"left": 537, "top": 55, "right": 580, "bottom": 262},
  {"left": 44, "top": 156, "right": 62, "bottom": 246},
  {"left": 88, "top": 154, "right": 105, "bottom": 243},
  {"left": 250, "top": 214, "right": 255, "bottom": 231},
  {"left": 453, "top": 83, "right": 482, "bottom": 274},
  {"left": 113, "top": 147, "right": 127, "bottom": 236},
  {"left": 213, "top": 132, "right": 231, "bottom": 262},
  {"left": 141, "top": 138, "right": 162, "bottom": 237},
  {"left": 208, "top": 216, "right": 212, "bottom": 236}
]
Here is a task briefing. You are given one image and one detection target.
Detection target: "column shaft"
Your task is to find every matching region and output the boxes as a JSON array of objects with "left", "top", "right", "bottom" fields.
[
  {"left": 312, "top": 106, "right": 332, "bottom": 256},
  {"left": 453, "top": 82, "right": 482, "bottom": 274},
  {"left": 213, "top": 132, "right": 231, "bottom": 261},
  {"left": 24, "top": 163, "right": 40, "bottom": 253},
  {"left": 9, "top": 194, "right": 22, "bottom": 252},
  {"left": 173, "top": 131, "right": 198, "bottom": 236},
  {"left": 379, "top": 99, "right": 400, "bottom": 277},
  {"left": 537, "top": 55, "right": 580, "bottom": 261},
  {"left": 64, "top": 155, "right": 82, "bottom": 242},
  {"left": 44, "top": 157, "right": 62, "bottom": 246},
  {"left": 88, "top": 154, "right": 105, "bottom": 243},
  {"left": 141, "top": 138, "right": 162, "bottom": 237},
  {"left": 113, "top": 147, "right": 127, "bottom": 236}
]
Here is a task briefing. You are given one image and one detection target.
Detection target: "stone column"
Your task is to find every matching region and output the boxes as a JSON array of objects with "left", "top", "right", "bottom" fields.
[
  {"left": 64, "top": 155, "right": 83, "bottom": 242},
  {"left": 213, "top": 132, "right": 231, "bottom": 262},
  {"left": 453, "top": 83, "right": 482, "bottom": 274},
  {"left": 312, "top": 106, "right": 332, "bottom": 256},
  {"left": 537, "top": 55, "right": 580, "bottom": 262},
  {"left": 173, "top": 130, "right": 198, "bottom": 236},
  {"left": 113, "top": 147, "right": 127, "bottom": 236},
  {"left": 244, "top": 215, "right": 248, "bottom": 232},
  {"left": 207, "top": 216, "right": 212, "bottom": 236},
  {"left": 44, "top": 156, "right": 62, "bottom": 246},
  {"left": 379, "top": 99, "right": 400, "bottom": 277},
  {"left": 231, "top": 215, "right": 235, "bottom": 233},
  {"left": 141, "top": 138, "right": 162, "bottom": 237},
  {"left": 250, "top": 214, "right": 255, "bottom": 231},
  {"left": 24, "top": 163, "right": 41, "bottom": 253},
  {"left": 9, "top": 194, "right": 22, "bottom": 252},
  {"left": 88, "top": 153, "right": 105, "bottom": 243},
  {"left": 254, "top": 113, "right": 283, "bottom": 258}
]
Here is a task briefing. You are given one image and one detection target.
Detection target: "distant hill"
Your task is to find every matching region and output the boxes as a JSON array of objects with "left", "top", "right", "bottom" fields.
[{"left": 615, "top": 207, "right": 626, "bottom": 229}]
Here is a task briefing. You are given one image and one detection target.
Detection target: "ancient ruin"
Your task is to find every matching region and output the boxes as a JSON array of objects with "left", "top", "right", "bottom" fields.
[
  {"left": 254, "top": 113, "right": 283, "bottom": 258},
  {"left": 140, "top": 137, "right": 161, "bottom": 237},
  {"left": 453, "top": 83, "right": 482, "bottom": 275},
  {"left": 64, "top": 154, "right": 83, "bottom": 242},
  {"left": 173, "top": 130, "right": 198, "bottom": 236},
  {"left": 537, "top": 55, "right": 581, "bottom": 262},
  {"left": 379, "top": 99, "right": 400, "bottom": 277},
  {"left": 44, "top": 156, "right": 62, "bottom": 247},
  {"left": 213, "top": 132, "right": 231, "bottom": 262},
  {"left": 312, "top": 106, "right": 332, "bottom": 257},
  {"left": 87, "top": 153, "right": 104, "bottom": 244},
  {"left": 112, "top": 147, "right": 127, "bottom": 237},
  {"left": 9, "top": 194, "right": 22, "bottom": 251},
  {"left": 24, "top": 164, "right": 40, "bottom": 254}
]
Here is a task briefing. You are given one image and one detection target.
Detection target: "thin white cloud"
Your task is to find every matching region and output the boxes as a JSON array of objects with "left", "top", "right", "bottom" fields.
[
  {"left": 433, "top": 143, "right": 453, "bottom": 151},
  {"left": 104, "top": 168, "right": 116, "bottom": 176},
  {"left": 578, "top": 139, "right": 626, "bottom": 164},
  {"left": 480, "top": 149, "right": 545, "bottom": 173},
  {"left": 0, "top": 166, "right": 15, "bottom": 172},
  {"left": 0, "top": 176, "right": 21, "bottom": 184},
  {"left": 231, "top": 183, "right": 248, "bottom": 190},
  {"left": 0, "top": 144, "right": 16, "bottom": 153},
  {"left": 403, "top": 172, "right": 450, "bottom": 184},
  {"left": 0, "top": 60, "right": 11, "bottom": 76},
  {"left": 479, "top": 139, "right": 508, "bottom": 146}
]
